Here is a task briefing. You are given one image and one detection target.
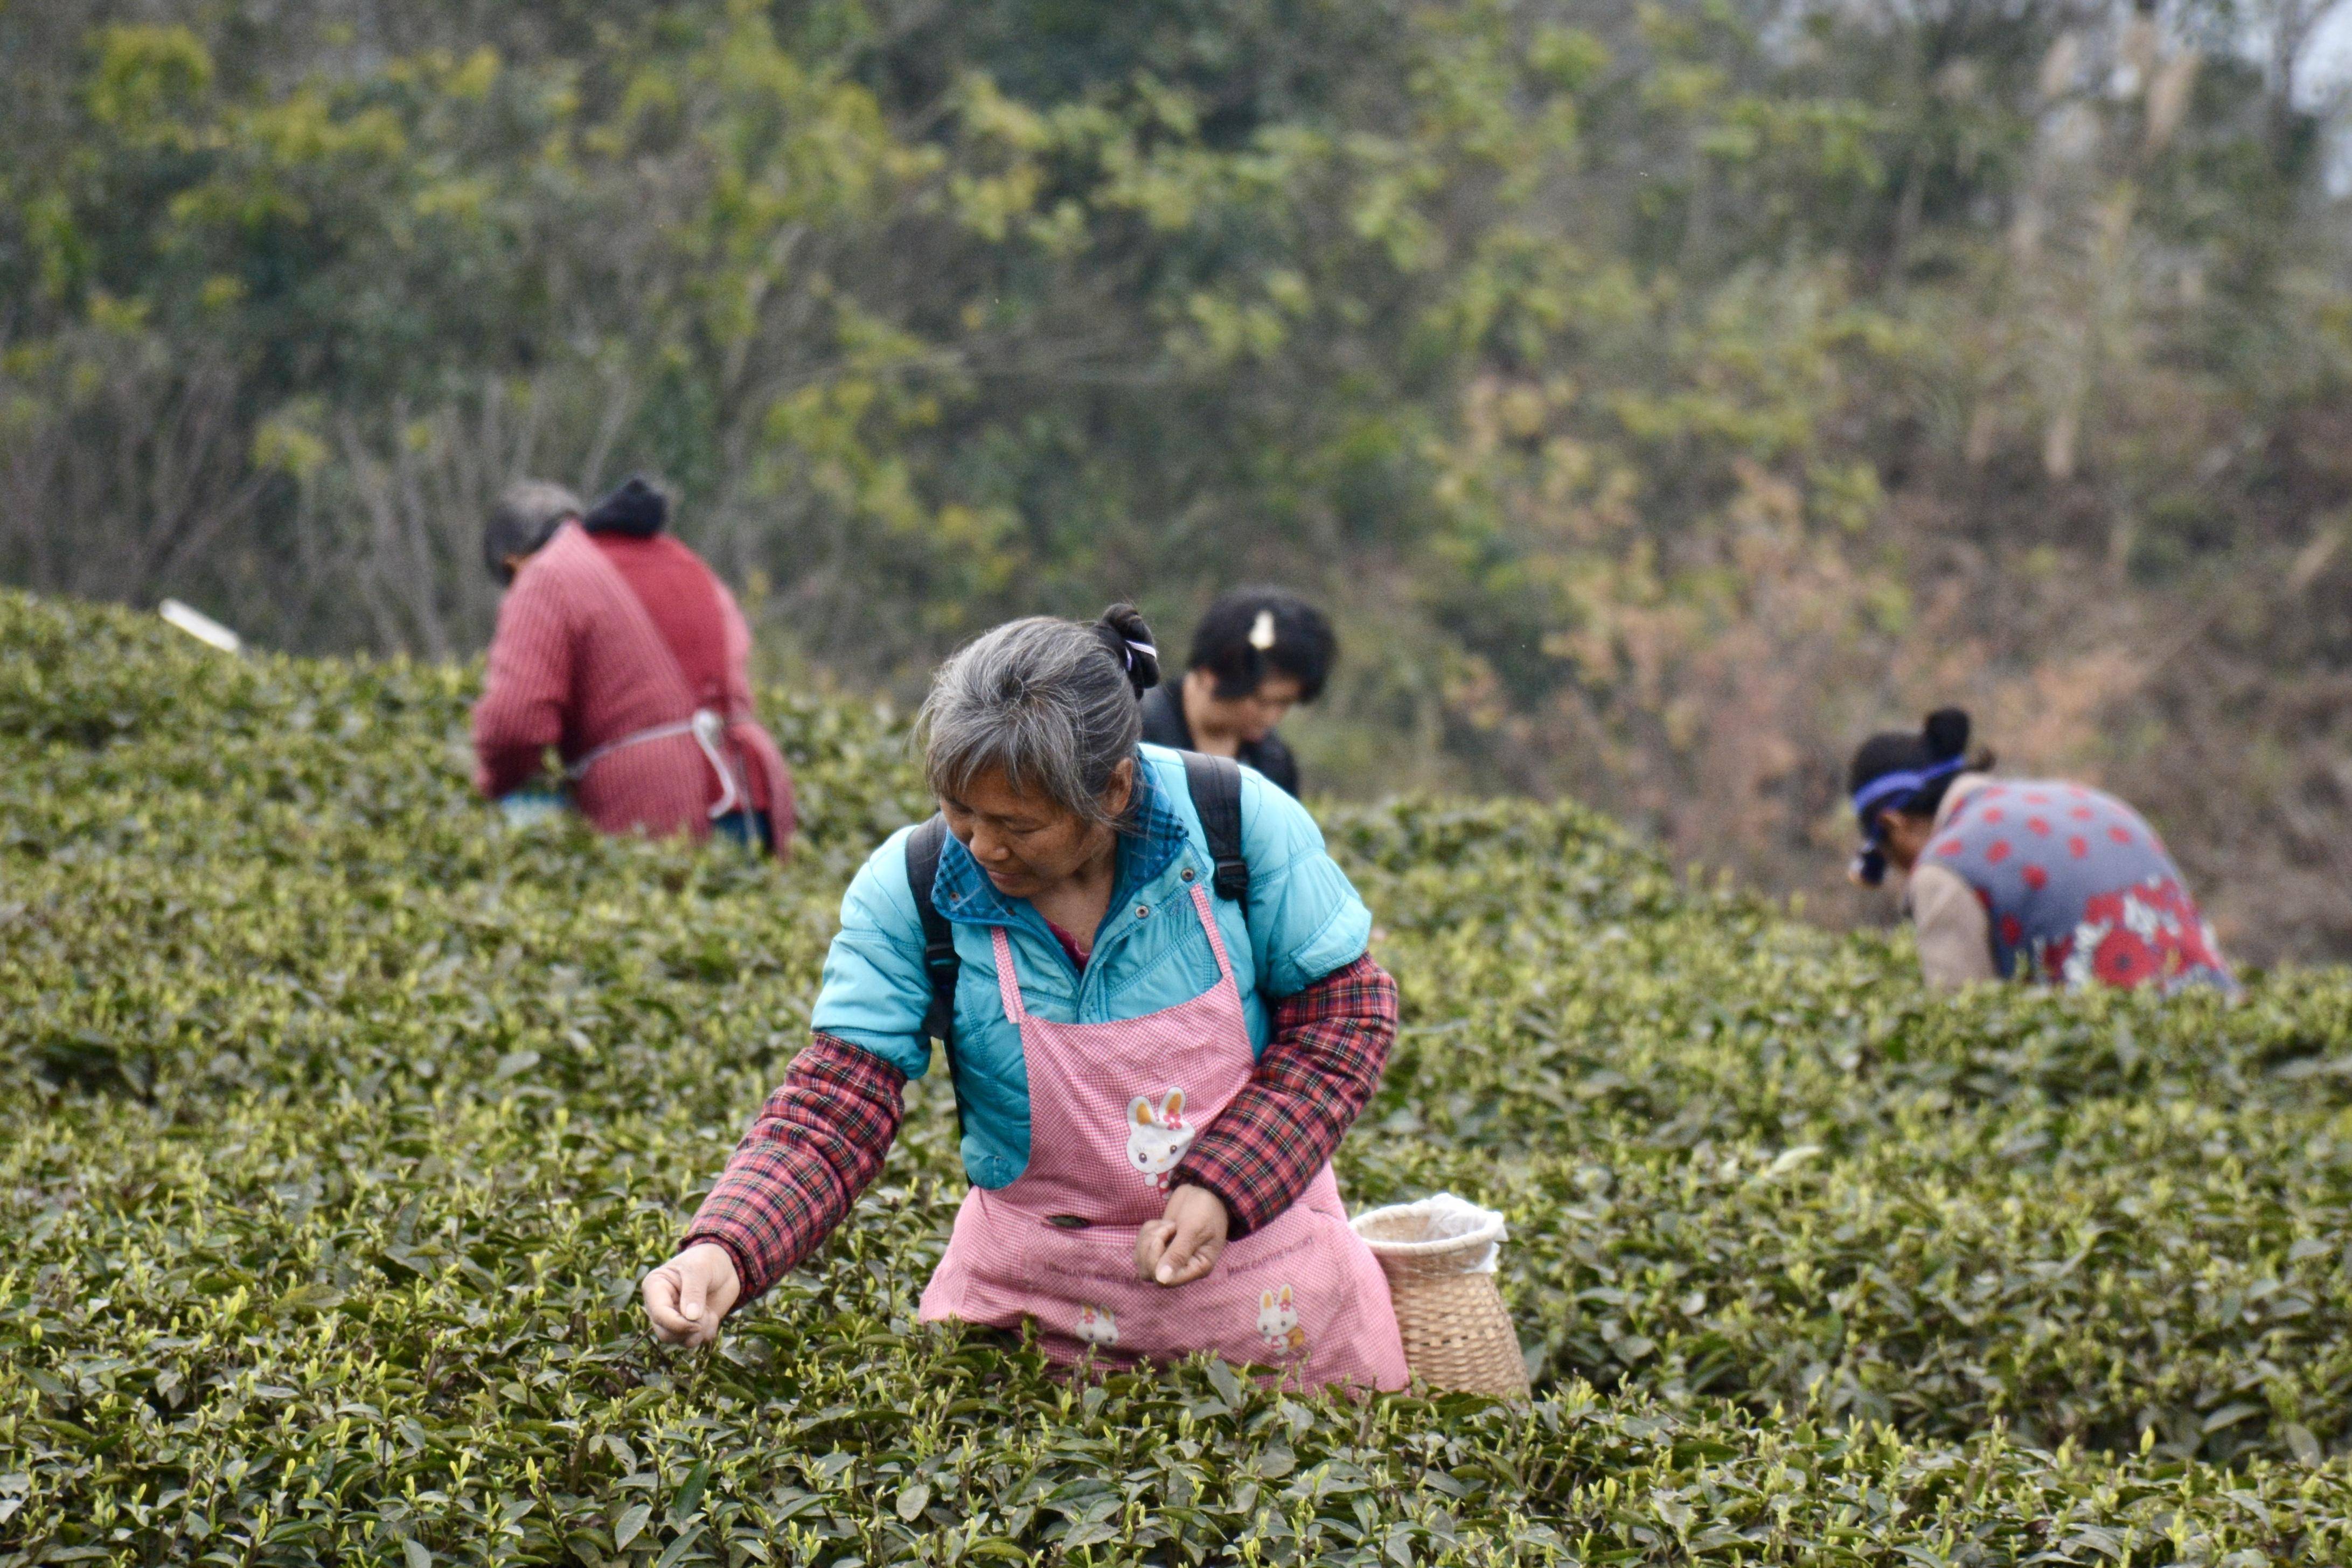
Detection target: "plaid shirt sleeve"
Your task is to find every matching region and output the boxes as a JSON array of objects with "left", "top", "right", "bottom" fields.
[
  {"left": 681, "top": 1033, "right": 907, "bottom": 1302},
  {"left": 1173, "top": 954, "right": 1396, "bottom": 1238}
]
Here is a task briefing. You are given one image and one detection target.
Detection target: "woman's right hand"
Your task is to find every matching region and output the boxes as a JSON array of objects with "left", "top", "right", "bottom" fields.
[{"left": 641, "top": 1242, "right": 742, "bottom": 1348}]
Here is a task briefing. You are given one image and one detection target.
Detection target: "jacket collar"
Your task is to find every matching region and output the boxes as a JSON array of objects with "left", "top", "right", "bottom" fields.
[
  {"left": 931, "top": 754, "right": 1189, "bottom": 926},
  {"left": 1142, "top": 684, "right": 1194, "bottom": 747},
  {"left": 1932, "top": 771, "right": 1994, "bottom": 832}
]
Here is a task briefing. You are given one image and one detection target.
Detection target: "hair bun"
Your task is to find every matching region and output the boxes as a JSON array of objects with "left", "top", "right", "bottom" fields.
[
  {"left": 1922, "top": 707, "right": 1972, "bottom": 762},
  {"left": 582, "top": 474, "right": 669, "bottom": 538},
  {"left": 1095, "top": 603, "right": 1160, "bottom": 696}
]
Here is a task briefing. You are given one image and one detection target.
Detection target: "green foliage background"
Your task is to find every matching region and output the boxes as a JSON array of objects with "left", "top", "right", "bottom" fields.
[
  {"left": 6, "top": 588, "right": 2352, "bottom": 1562},
  {"left": 6, "top": 0, "right": 2352, "bottom": 962}
]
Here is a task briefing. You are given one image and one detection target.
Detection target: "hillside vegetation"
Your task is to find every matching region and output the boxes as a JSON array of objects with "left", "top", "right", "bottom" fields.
[
  {"left": 6, "top": 1, "right": 2352, "bottom": 961},
  {"left": 4, "top": 588, "right": 2352, "bottom": 1563}
]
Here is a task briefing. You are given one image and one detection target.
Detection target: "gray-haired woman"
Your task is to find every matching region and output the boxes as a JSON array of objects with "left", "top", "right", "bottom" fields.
[{"left": 642, "top": 606, "right": 1410, "bottom": 1390}]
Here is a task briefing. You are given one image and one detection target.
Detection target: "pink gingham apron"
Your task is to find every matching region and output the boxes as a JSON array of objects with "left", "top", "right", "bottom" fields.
[{"left": 917, "top": 883, "right": 1409, "bottom": 1392}]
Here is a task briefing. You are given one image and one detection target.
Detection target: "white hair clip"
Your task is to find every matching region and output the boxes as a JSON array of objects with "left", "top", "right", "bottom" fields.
[
  {"left": 1248, "top": 609, "right": 1277, "bottom": 650},
  {"left": 1124, "top": 639, "right": 1157, "bottom": 667}
]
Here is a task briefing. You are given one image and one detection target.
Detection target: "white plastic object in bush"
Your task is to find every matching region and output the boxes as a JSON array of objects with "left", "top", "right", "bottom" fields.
[{"left": 159, "top": 599, "right": 243, "bottom": 654}]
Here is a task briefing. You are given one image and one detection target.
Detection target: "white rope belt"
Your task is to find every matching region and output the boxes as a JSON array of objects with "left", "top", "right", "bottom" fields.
[{"left": 565, "top": 707, "right": 743, "bottom": 819}]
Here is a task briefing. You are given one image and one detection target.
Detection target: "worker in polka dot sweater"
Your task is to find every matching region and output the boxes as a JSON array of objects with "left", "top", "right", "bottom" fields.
[{"left": 1845, "top": 709, "right": 2236, "bottom": 994}]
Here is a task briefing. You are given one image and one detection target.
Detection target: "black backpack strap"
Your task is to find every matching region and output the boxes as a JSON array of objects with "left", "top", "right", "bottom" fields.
[
  {"left": 904, "top": 814, "right": 965, "bottom": 1138},
  {"left": 1181, "top": 751, "right": 1249, "bottom": 905},
  {"left": 906, "top": 816, "right": 960, "bottom": 1049}
]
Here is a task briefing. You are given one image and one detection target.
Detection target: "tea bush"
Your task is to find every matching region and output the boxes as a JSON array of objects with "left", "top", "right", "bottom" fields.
[{"left": 3, "top": 587, "right": 2349, "bottom": 1565}]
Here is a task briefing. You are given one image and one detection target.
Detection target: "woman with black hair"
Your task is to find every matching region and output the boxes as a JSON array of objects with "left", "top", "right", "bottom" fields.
[
  {"left": 1139, "top": 588, "right": 1337, "bottom": 797},
  {"left": 1847, "top": 709, "right": 2233, "bottom": 993}
]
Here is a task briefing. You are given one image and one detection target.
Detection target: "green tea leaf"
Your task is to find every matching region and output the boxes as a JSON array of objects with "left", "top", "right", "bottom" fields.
[{"left": 669, "top": 1460, "right": 709, "bottom": 1522}]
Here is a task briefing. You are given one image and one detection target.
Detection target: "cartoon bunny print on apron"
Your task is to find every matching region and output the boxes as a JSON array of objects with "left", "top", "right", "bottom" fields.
[
  {"left": 1074, "top": 1304, "right": 1118, "bottom": 1347},
  {"left": 1257, "top": 1285, "right": 1306, "bottom": 1357},
  {"left": 1126, "top": 1089, "right": 1192, "bottom": 1189},
  {"left": 917, "top": 883, "right": 1409, "bottom": 1392}
]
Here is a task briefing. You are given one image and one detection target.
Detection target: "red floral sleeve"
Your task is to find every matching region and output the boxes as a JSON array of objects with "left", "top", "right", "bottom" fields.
[
  {"left": 682, "top": 1034, "right": 907, "bottom": 1301},
  {"left": 1173, "top": 954, "right": 1396, "bottom": 1238}
]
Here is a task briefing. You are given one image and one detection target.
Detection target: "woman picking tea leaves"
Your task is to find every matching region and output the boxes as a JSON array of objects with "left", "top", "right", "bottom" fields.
[
  {"left": 1846, "top": 708, "right": 2235, "bottom": 994},
  {"left": 642, "top": 608, "right": 1409, "bottom": 1389}
]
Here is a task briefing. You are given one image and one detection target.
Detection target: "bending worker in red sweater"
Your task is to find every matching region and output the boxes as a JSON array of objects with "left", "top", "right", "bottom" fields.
[{"left": 472, "top": 477, "right": 795, "bottom": 856}]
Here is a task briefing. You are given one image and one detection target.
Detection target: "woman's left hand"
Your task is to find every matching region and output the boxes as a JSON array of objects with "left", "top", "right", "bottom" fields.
[{"left": 1136, "top": 1183, "right": 1229, "bottom": 1286}]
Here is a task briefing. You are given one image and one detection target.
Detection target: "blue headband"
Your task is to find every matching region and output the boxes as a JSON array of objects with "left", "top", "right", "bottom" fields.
[
  {"left": 1847, "top": 755, "right": 1964, "bottom": 887},
  {"left": 1851, "top": 755, "right": 1966, "bottom": 835}
]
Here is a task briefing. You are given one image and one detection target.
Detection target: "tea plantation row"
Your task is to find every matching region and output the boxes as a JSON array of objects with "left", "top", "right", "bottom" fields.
[{"left": 3, "top": 587, "right": 2349, "bottom": 1565}]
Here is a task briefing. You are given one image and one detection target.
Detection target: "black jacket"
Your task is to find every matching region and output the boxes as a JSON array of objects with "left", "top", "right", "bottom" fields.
[{"left": 1138, "top": 684, "right": 1302, "bottom": 798}]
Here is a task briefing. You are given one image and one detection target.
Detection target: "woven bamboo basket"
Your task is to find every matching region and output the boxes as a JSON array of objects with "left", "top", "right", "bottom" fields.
[{"left": 1352, "top": 1196, "right": 1529, "bottom": 1399}]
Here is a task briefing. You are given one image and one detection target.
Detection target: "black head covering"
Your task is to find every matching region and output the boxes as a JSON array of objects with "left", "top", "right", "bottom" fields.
[{"left": 581, "top": 475, "right": 669, "bottom": 538}]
